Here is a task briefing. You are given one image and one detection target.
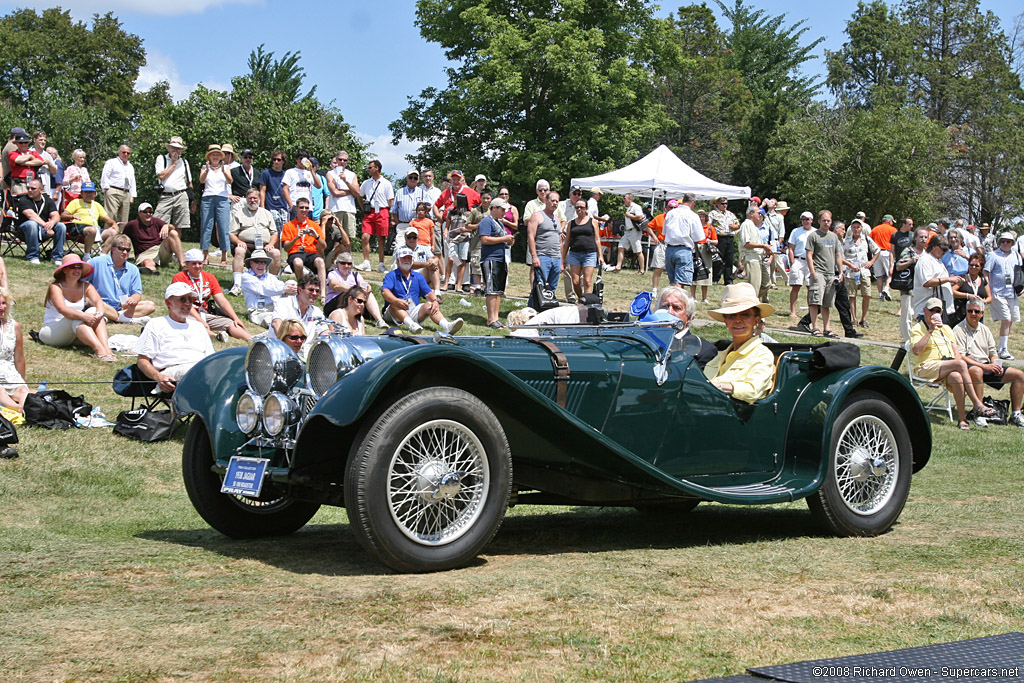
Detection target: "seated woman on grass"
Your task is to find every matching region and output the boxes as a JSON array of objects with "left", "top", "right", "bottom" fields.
[
  {"left": 0, "top": 286, "right": 32, "bottom": 411},
  {"left": 40, "top": 255, "right": 116, "bottom": 361}
]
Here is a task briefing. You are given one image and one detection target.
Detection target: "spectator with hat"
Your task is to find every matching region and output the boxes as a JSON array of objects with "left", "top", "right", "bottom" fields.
[
  {"left": 704, "top": 282, "right": 776, "bottom": 403},
  {"left": 954, "top": 297, "right": 1024, "bottom": 427},
  {"left": 7, "top": 131, "right": 43, "bottom": 196},
  {"left": 122, "top": 202, "right": 185, "bottom": 275},
  {"left": 17, "top": 179, "right": 66, "bottom": 265},
  {"left": 240, "top": 249, "right": 294, "bottom": 328},
  {"left": 431, "top": 169, "right": 478, "bottom": 285},
  {"left": 765, "top": 199, "right": 789, "bottom": 284},
  {"left": 911, "top": 295, "right": 993, "bottom": 430},
  {"left": 229, "top": 148, "right": 257, "bottom": 203},
  {"left": 1, "top": 127, "right": 29, "bottom": 193},
  {"left": 86, "top": 233, "right": 156, "bottom": 325},
  {"left": 391, "top": 168, "right": 431, "bottom": 259},
  {"left": 381, "top": 247, "right": 464, "bottom": 334},
  {"left": 61, "top": 180, "right": 116, "bottom": 256},
  {"left": 154, "top": 135, "right": 195, "bottom": 238},
  {"left": 136, "top": 281, "right": 215, "bottom": 394},
  {"left": 984, "top": 231, "right": 1022, "bottom": 360},
  {"left": 472, "top": 173, "right": 488, "bottom": 194},
  {"left": 610, "top": 193, "right": 647, "bottom": 274},
  {"left": 172, "top": 249, "right": 251, "bottom": 342},
  {"left": 228, "top": 187, "right": 281, "bottom": 295},
  {"left": 40, "top": 254, "right": 116, "bottom": 360},
  {"left": 978, "top": 223, "right": 996, "bottom": 254},
  {"left": 843, "top": 218, "right": 880, "bottom": 327},
  {"left": 478, "top": 197, "right": 516, "bottom": 328},
  {"left": 587, "top": 187, "right": 610, "bottom": 231},
  {"left": 198, "top": 144, "right": 233, "bottom": 268},
  {"left": 392, "top": 225, "right": 443, "bottom": 293},
  {"left": 220, "top": 143, "right": 239, "bottom": 171},
  {"left": 99, "top": 145, "right": 136, "bottom": 227},
  {"left": 787, "top": 211, "right": 815, "bottom": 318}
]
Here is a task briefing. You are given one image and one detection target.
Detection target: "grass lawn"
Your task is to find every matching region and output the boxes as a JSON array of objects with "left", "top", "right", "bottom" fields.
[{"left": 1, "top": 248, "right": 1022, "bottom": 682}]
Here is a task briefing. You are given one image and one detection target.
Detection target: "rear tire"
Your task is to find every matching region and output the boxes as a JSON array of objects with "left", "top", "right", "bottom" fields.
[
  {"left": 182, "top": 419, "right": 320, "bottom": 538},
  {"left": 345, "top": 387, "right": 512, "bottom": 572},
  {"left": 807, "top": 391, "right": 912, "bottom": 536}
]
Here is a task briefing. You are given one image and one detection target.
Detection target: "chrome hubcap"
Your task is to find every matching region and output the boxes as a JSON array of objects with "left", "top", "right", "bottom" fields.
[
  {"left": 834, "top": 415, "right": 899, "bottom": 515},
  {"left": 388, "top": 419, "right": 488, "bottom": 545}
]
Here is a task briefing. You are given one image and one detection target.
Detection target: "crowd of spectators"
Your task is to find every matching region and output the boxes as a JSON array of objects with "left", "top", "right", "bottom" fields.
[{"left": 2, "top": 126, "right": 1023, "bottom": 429}]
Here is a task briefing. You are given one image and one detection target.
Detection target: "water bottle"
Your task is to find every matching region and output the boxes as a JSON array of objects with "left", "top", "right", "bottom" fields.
[{"left": 37, "top": 380, "right": 47, "bottom": 392}]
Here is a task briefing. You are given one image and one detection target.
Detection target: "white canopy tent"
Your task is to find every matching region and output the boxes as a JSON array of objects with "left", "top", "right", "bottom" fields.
[{"left": 571, "top": 144, "right": 750, "bottom": 201}]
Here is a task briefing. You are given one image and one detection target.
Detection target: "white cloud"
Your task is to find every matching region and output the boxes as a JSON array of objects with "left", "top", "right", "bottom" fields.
[
  {"left": 135, "top": 49, "right": 228, "bottom": 101},
  {"left": 359, "top": 133, "right": 420, "bottom": 176},
  {"left": 39, "top": 0, "right": 261, "bottom": 17}
]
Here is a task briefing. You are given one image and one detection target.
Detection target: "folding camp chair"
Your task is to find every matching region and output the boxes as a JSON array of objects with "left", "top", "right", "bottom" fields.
[{"left": 904, "top": 341, "right": 954, "bottom": 421}]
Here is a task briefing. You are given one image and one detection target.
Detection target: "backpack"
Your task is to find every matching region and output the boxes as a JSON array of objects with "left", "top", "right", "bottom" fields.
[{"left": 23, "top": 390, "right": 92, "bottom": 430}]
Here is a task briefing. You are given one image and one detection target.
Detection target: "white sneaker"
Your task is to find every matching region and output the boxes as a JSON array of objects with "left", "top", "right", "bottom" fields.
[
  {"left": 376, "top": 262, "right": 387, "bottom": 273},
  {"left": 999, "top": 350, "right": 1015, "bottom": 360},
  {"left": 356, "top": 260, "right": 371, "bottom": 272},
  {"left": 129, "top": 316, "right": 151, "bottom": 326},
  {"left": 28, "top": 258, "right": 40, "bottom": 265},
  {"left": 216, "top": 331, "right": 229, "bottom": 343},
  {"left": 405, "top": 320, "right": 423, "bottom": 334},
  {"left": 975, "top": 416, "right": 988, "bottom": 428},
  {"left": 1009, "top": 411, "right": 1024, "bottom": 428},
  {"left": 375, "top": 318, "right": 388, "bottom": 329},
  {"left": 228, "top": 284, "right": 243, "bottom": 297},
  {"left": 443, "top": 318, "right": 464, "bottom": 335}
]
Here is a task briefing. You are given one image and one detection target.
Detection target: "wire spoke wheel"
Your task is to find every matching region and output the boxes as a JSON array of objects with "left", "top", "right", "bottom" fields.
[
  {"left": 834, "top": 415, "right": 899, "bottom": 515},
  {"left": 387, "top": 419, "right": 489, "bottom": 546},
  {"left": 807, "top": 391, "right": 913, "bottom": 537}
]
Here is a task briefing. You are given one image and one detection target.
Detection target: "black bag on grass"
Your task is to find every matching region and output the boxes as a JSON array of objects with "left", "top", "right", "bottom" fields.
[
  {"left": 24, "top": 390, "right": 92, "bottom": 430},
  {"left": 113, "top": 406, "right": 175, "bottom": 442}
]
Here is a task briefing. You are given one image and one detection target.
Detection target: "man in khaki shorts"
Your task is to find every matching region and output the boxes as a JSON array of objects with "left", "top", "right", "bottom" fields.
[
  {"left": 805, "top": 209, "right": 842, "bottom": 338},
  {"left": 123, "top": 202, "right": 185, "bottom": 275}
]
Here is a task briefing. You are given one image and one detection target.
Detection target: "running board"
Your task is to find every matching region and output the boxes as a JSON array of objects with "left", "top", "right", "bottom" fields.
[{"left": 674, "top": 477, "right": 820, "bottom": 505}]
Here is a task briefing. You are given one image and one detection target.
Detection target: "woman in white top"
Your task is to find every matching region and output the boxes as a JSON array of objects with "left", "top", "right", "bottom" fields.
[
  {"left": 328, "top": 287, "right": 368, "bottom": 335},
  {"left": 0, "top": 287, "right": 31, "bottom": 411},
  {"left": 40, "top": 255, "right": 116, "bottom": 360},
  {"left": 199, "top": 144, "right": 234, "bottom": 268},
  {"left": 62, "top": 148, "right": 91, "bottom": 206}
]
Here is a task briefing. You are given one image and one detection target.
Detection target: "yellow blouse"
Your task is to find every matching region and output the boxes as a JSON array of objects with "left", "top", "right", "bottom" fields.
[{"left": 703, "top": 336, "right": 775, "bottom": 403}]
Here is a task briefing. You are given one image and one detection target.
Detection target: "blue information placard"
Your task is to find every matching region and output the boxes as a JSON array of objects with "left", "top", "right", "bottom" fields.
[{"left": 221, "top": 456, "right": 269, "bottom": 497}]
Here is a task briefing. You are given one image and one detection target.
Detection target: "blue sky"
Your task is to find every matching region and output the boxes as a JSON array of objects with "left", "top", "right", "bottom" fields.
[{"left": 3, "top": 0, "right": 1020, "bottom": 171}]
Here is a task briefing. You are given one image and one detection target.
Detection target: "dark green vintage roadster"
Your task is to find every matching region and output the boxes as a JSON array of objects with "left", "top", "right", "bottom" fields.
[{"left": 175, "top": 321, "right": 930, "bottom": 572}]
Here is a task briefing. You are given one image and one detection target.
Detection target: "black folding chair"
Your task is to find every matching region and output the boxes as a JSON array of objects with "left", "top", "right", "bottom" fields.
[{"left": 112, "top": 363, "right": 175, "bottom": 413}]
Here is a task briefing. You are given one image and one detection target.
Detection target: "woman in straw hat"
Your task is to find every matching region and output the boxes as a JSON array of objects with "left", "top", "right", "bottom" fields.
[
  {"left": 704, "top": 282, "right": 775, "bottom": 403},
  {"left": 199, "top": 144, "right": 233, "bottom": 268}
]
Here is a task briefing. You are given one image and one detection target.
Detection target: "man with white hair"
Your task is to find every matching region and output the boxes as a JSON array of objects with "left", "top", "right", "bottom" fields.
[
  {"left": 136, "top": 281, "right": 215, "bottom": 394},
  {"left": 955, "top": 297, "right": 1024, "bottom": 427},
  {"left": 984, "top": 231, "right": 1021, "bottom": 360},
  {"left": 656, "top": 286, "right": 717, "bottom": 368},
  {"left": 610, "top": 193, "right": 646, "bottom": 273},
  {"left": 382, "top": 247, "right": 464, "bottom": 334}
]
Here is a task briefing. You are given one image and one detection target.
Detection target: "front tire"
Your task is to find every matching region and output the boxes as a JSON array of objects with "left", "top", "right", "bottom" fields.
[
  {"left": 807, "top": 391, "right": 912, "bottom": 536},
  {"left": 181, "top": 419, "right": 320, "bottom": 538},
  {"left": 345, "top": 387, "right": 512, "bottom": 572}
]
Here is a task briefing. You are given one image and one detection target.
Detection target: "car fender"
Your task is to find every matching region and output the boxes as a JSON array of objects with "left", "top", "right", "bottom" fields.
[
  {"left": 173, "top": 347, "right": 248, "bottom": 458},
  {"left": 785, "top": 365, "right": 931, "bottom": 495}
]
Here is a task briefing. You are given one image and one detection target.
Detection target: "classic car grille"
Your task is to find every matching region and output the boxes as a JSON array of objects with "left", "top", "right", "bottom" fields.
[
  {"left": 307, "top": 342, "right": 338, "bottom": 396},
  {"left": 246, "top": 343, "right": 275, "bottom": 395}
]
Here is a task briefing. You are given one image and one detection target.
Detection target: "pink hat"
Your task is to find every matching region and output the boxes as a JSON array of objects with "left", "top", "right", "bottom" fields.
[
  {"left": 53, "top": 254, "right": 94, "bottom": 279},
  {"left": 667, "top": 199, "right": 679, "bottom": 208}
]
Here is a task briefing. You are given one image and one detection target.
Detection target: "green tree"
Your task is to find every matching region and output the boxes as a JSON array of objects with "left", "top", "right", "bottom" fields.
[
  {"left": 245, "top": 44, "right": 316, "bottom": 103},
  {"left": 765, "top": 104, "right": 950, "bottom": 224},
  {"left": 715, "top": 0, "right": 823, "bottom": 191},
  {"left": 0, "top": 8, "right": 145, "bottom": 123},
  {"left": 825, "top": 0, "right": 913, "bottom": 108},
  {"left": 389, "top": 0, "right": 670, "bottom": 200},
  {"left": 653, "top": 5, "right": 749, "bottom": 182}
]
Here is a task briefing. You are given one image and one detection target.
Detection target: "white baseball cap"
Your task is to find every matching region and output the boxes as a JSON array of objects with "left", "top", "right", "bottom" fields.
[
  {"left": 165, "top": 281, "right": 194, "bottom": 299},
  {"left": 800, "top": 211, "right": 814, "bottom": 220},
  {"left": 184, "top": 248, "right": 204, "bottom": 262}
]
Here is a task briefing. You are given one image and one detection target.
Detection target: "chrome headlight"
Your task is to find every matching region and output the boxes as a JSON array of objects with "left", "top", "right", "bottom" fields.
[
  {"left": 306, "top": 336, "right": 385, "bottom": 397},
  {"left": 246, "top": 337, "right": 303, "bottom": 396},
  {"left": 263, "top": 392, "right": 298, "bottom": 437},
  {"left": 235, "top": 390, "right": 263, "bottom": 434}
]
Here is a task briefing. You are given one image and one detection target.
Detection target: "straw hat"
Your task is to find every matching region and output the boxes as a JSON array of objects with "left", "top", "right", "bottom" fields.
[
  {"left": 205, "top": 144, "right": 223, "bottom": 160},
  {"left": 220, "top": 143, "right": 235, "bottom": 156},
  {"left": 708, "top": 283, "right": 774, "bottom": 322}
]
